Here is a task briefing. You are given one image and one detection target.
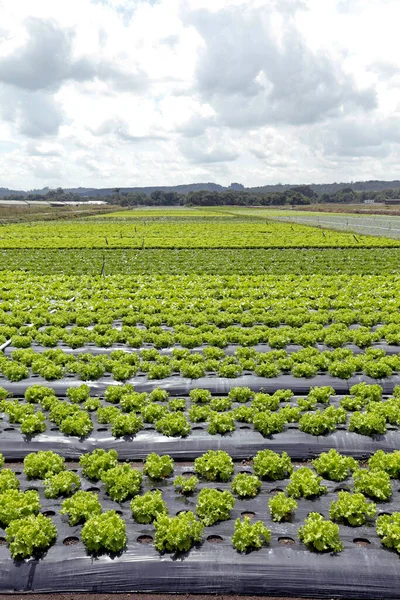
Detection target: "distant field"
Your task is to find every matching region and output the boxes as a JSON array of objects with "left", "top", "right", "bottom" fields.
[{"left": 96, "top": 207, "right": 228, "bottom": 218}]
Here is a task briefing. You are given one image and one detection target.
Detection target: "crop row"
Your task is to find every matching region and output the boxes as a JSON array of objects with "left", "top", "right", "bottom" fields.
[
  {"left": 0, "top": 448, "right": 399, "bottom": 559},
  {"left": 0, "top": 218, "right": 398, "bottom": 249},
  {"left": 3, "top": 248, "right": 400, "bottom": 275},
  {"left": 0, "top": 382, "right": 399, "bottom": 439}
]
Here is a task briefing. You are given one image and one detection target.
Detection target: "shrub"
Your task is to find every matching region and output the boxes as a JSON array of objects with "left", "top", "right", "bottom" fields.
[
  {"left": 196, "top": 488, "right": 235, "bottom": 526},
  {"left": 101, "top": 464, "right": 143, "bottom": 502},
  {"left": 312, "top": 449, "right": 357, "bottom": 481},
  {"left": 231, "top": 473, "right": 261, "bottom": 498},
  {"left": 24, "top": 451, "right": 65, "bottom": 479},
  {"left": 80, "top": 449, "right": 119, "bottom": 481},
  {"left": 253, "top": 411, "right": 286, "bottom": 436},
  {"left": 81, "top": 510, "right": 126, "bottom": 554},
  {"left": 0, "top": 489, "right": 40, "bottom": 526},
  {"left": 194, "top": 450, "right": 234, "bottom": 482},
  {"left": 174, "top": 475, "right": 199, "bottom": 495},
  {"left": 232, "top": 517, "right": 271, "bottom": 552},
  {"left": 155, "top": 413, "right": 191, "bottom": 437},
  {"left": 349, "top": 412, "right": 386, "bottom": 436},
  {"left": 131, "top": 490, "right": 168, "bottom": 524},
  {"left": 144, "top": 453, "right": 174, "bottom": 479},
  {"left": 154, "top": 511, "right": 204, "bottom": 553},
  {"left": 376, "top": 513, "right": 400, "bottom": 554},
  {"left": 353, "top": 469, "right": 392, "bottom": 501},
  {"left": 60, "top": 490, "right": 102, "bottom": 525},
  {"left": 6, "top": 514, "right": 57, "bottom": 559},
  {"left": 329, "top": 491, "right": 376, "bottom": 526},
  {"left": 286, "top": 468, "right": 327, "bottom": 498},
  {"left": 253, "top": 450, "right": 293, "bottom": 480},
  {"left": 268, "top": 492, "right": 298, "bottom": 522},
  {"left": 298, "top": 513, "right": 343, "bottom": 553},
  {"left": 44, "top": 471, "right": 81, "bottom": 498}
]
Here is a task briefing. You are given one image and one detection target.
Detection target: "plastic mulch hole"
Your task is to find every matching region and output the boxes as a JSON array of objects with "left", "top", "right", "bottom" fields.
[
  {"left": 192, "top": 426, "right": 203, "bottom": 431},
  {"left": 146, "top": 427, "right": 156, "bottom": 431},
  {"left": 354, "top": 538, "right": 371, "bottom": 547},
  {"left": 42, "top": 510, "right": 56, "bottom": 517},
  {"left": 182, "top": 471, "right": 195, "bottom": 477},
  {"left": 4, "top": 428, "right": 15, "bottom": 432},
  {"left": 334, "top": 486, "right": 350, "bottom": 492},
  {"left": 239, "top": 470, "right": 252, "bottom": 475},
  {"left": 137, "top": 535, "right": 153, "bottom": 544},
  {"left": 97, "top": 428, "right": 107, "bottom": 432},
  {"left": 14, "top": 471, "right": 21, "bottom": 475},
  {"left": 26, "top": 487, "right": 38, "bottom": 492},
  {"left": 115, "top": 510, "right": 123, "bottom": 516},
  {"left": 63, "top": 537, "right": 79, "bottom": 546},
  {"left": 50, "top": 427, "right": 59, "bottom": 432},
  {"left": 207, "top": 535, "right": 223, "bottom": 543},
  {"left": 239, "top": 426, "right": 251, "bottom": 430},
  {"left": 241, "top": 511, "right": 255, "bottom": 519},
  {"left": 87, "top": 487, "right": 100, "bottom": 493},
  {"left": 278, "top": 537, "right": 296, "bottom": 546},
  {"left": 0, "top": 537, "right": 6, "bottom": 545},
  {"left": 270, "top": 488, "right": 284, "bottom": 494}
]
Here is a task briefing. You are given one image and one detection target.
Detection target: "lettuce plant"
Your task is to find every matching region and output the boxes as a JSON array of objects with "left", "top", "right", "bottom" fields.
[
  {"left": 286, "top": 468, "right": 327, "bottom": 498},
  {"left": 21, "top": 412, "right": 47, "bottom": 435},
  {"left": 231, "top": 473, "right": 261, "bottom": 498},
  {"left": 268, "top": 492, "right": 298, "bottom": 522},
  {"left": 253, "top": 449, "right": 293, "bottom": 480},
  {"left": 154, "top": 511, "right": 204, "bottom": 553},
  {"left": 6, "top": 513, "right": 57, "bottom": 559},
  {"left": 101, "top": 464, "right": 143, "bottom": 502},
  {"left": 312, "top": 449, "right": 357, "bottom": 481},
  {"left": 349, "top": 411, "right": 386, "bottom": 436},
  {"left": 155, "top": 412, "right": 191, "bottom": 437},
  {"left": 329, "top": 491, "right": 376, "bottom": 526},
  {"left": 232, "top": 517, "right": 271, "bottom": 553},
  {"left": 0, "top": 469, "right": 20, "bottom": 493},
  {"left": 81, "top": 510, "right": 127, "bottom": 554},
  {"left": 144, "top": 453, "right": 174, "bottom": 479},
  {"left": 80, "top": 449, "right": 119, "bottom": 480},
  {"left": 0, "top": 489, "right": 40, "bottom": 525},
  {"left": 130, "top": 490, "right": 168, "bottom": 523},
  {"left": 174, "top": 475, "right": 199, "bottom": 495},
  {"left": 228, "top": 387, "right": 253, "bottom": 403},
  {"left": 353, "top": 469, "right": 392, "bottom": 501},
  {"left": 376, "top": 513, "right": 400, "bottom": 554},
  {"left": 207, "top": 411, "right": 235, "bottom": 434},
  {"left": 253, "top": 411, "right": 286, "bottom": 436},
  {"left": 369, "top": 450, "right": 400, "bottom": 478},
  {"left": 298, "top": 513, "right": 343, "bottom": 553},
  {"left": 67, "top": 384, "right": 91, "bottom": 404},
  {"left": 194, "top": 450, "right": 234, "bottom": 482},
  {"left": 24, "top": 451, "right": 65, "bottom": 479},
  {"left": 60, "top": 490, "right": 102, "bottom": 525},
  {"left": 25, "top": 385, "right": 55, "bottom": 403},
  {"left": 60, "top": 411, "right": 93, "bottom": 437},
  {"left": 196, "top": 488, "right": 235, "bottom": 526},
  {"left": 44, "top": 470, "right": 81, "bottom": 498},
  {"left": 111, "top": 413, "right": 143, "bottom": 437}
]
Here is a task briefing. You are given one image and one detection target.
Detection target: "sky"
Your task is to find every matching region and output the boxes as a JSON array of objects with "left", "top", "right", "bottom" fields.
[{"left": 0, "top": 0, "right": 399, "bottom": 190}]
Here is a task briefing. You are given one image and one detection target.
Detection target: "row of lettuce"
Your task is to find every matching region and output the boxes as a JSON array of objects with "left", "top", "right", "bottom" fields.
[
  {"left": 0, "top": 447, "right": 399, "bottom": 558},
  {"left": 0, "top": 383, "right": 398, "bottom": 438}
]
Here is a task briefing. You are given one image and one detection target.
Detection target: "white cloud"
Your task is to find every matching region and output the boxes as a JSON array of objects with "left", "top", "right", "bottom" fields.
[{"left": 0, "top": 0, "right": 399, "bottom": 188}]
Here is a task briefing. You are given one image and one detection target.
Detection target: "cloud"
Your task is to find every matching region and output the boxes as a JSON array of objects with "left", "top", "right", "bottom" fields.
[
  {"left": 179, "top": 132, "right": 240, "bottom": 163},
  {"left": 187, "top": 4, "right": 376, "bottom": 127},
  {"left": 0, "top": 88, "right": 64, "bottom": 137}
]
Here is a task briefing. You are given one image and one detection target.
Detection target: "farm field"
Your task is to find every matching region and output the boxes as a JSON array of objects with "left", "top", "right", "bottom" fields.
[{"left": 0, "top": 210, "right": 399, "bottom": 597}]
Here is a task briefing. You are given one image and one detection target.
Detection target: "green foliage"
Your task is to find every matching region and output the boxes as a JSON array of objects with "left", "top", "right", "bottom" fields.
[
  {"left": 232, "top": 517, "right": 271, "bottom": 552},
  {"left": 24, "top": 451, "right": 65, "bottom": 479},
  {"left": 286, "top": 467, "right": 327, "bottom": 498},
  {"left": 233, "top": 406, "right": 254, "bottom": 422},
  {"left": 79, "top": 449, "right": 119, "bottom": 481},
  {"left": 251, "top": 393, "right": 280, "bottom": 412},
  {"left": 329, "top": 491, "right": 376, "bottom": 526},
  {"left": 231, "top": 473, "right": 261, "bottom": 498},
  {"left": 81, "top": 510, "right": 127, "bottom": 554},
  {"left": 104, "top": 383, "right": 134, "bottom": 404},
  {"left": 5, "top": 401, "right": 35, "bottom": 423},
  {"left": 60, "top": 411, "right": 93, "bottom": 437},
  {"left": 144, "top": 453, "right": 174, "bottom": 479},
  {"left": 253, "top": 410, "right": 286, "bottom": 436},
  {"left": 376, "top": 513, "right": 400, "bottom": 554},
  {"left": 130, "top": 490, "right": 168, "bottom": 524},
  {"left": 207, "top": 411, "right": 235, "bottom": 434},
  {"left": 368, "top": 450, "right": 400, "bottom": 478},
  {"left": 5, "top": 514, "right": 57, "bottom": 559},
  {"left": 308, "top": 386, "right": 335, "bottom": 404},
  {"left": 0, "top": 489, "right": 40, "bottom": 525},
  {"left": 228, "top": 387, "right": 253, "bottom": 402},
  {"left": 101, "top": 464, "right": 143, "bottom": 502},
  {"left": 142, "top": 403, "right": 169, "bottom": 423},
  {"left": 121, "top": 392, "right": 148, "bottom": 412},
  {"left": 209, "top": 397, "right": 232, "bottom": 412},
  {"left": 154, "top": 511, "right": 204, "bottom": 553},
  {"left": 155, "top": 412, "right": 191, "bottom": 437},
  {"left": 349, "top": 411, "right": 386, "bottom": 436},
  {"left": 350, "top": 382, "right": 383, "bottom": 402},
  {"left": 44, "top": 470, "right": 81, "bottom": 498},
  {"left": 20, "top": 412, "right": 46, "bottom": 435},
  {"left": 67, "top": 384, "right": 91, "bottom": 403},
  {"left": 298, "top": 513, "right": 343, "bottom": 553},
  {"left": 194, "top": 450, "right": 234, "bottom": 482},
  {"left": 253, "top": 449, "right": 293, "bottom": 480},
  {"left": 168, "top": 398, "right": 187, "bottom": 412},
  {"left": 25, "top": 385, "right": 55, "bottom": 403},
  {"left": 149, "top": 387, "right": 170, "bottom": 402},
  {"left": 60, "top": 490, "right": 102, "bottom": 525},
  {"left": 189, "top": 388, "right": 212, "bottom": 403},
  {"left": 353, "top": 469, "right": 392, "bottom": 501},
  {"left": 174, "top": 475, "right": 199, "bottom": 494},
  {"left": 196, "top": 488, "right": 235, "bottom": 526},
  {"left": 0, "top": 469, "right": 20, "bottom": 493},
  {"left": 188, "top": 404, "right": 211, "bottom": 422},
  {"left": 84, "top": 397, "right": 102, "bottom": 411},
  {"left": 111, "top": 412, "right": 143, "bottom": 437},
  {"left": 312, "top": 449, "right": 357, "bottom": 481},
  {"left": 97, "top": 405, "right": 120, "bottom": 424},
  {"left": 299, "top": 406, "right": 346, "bottom": 436},
  {"left": 268, "top": 492, "right": 298, "bottom": 522}
]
